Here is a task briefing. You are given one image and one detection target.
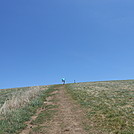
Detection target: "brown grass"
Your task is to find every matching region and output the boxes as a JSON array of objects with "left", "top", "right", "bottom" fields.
[{"left": 0, "top": 86, "right": 48, "bottom": 115}]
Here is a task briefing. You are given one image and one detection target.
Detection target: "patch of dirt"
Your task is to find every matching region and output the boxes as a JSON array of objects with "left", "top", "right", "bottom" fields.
[
  {"left": 50, "top": 90, "right": 59, "bottom": 95},
  {"left": 44, "top": 96, "right": 54, "bottom": 105}
]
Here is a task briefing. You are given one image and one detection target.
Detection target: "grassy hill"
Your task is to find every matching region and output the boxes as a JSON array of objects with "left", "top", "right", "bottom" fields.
[
  {"left": 66, "top": 80, "right": 134, "bottom": 133},
  {"left": 0, "top": 80, "right": 134, "bottom": 134}
]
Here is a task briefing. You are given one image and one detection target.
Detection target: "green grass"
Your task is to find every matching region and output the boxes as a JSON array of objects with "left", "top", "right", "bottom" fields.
[
  {"left": 0, "top": 86, "right": 57, "bottom": 134},
  {"left": 31, "top": 92, "right": 58, "bottom": 125},
  {"left": 31, "top": 107, "right": 57, "bottom": 125},
  {"left": 30, "top": 87, "right": 59, "bottom": 134},
  {"left": 66, "top": 80, "right": 134, "bottom": 134}
]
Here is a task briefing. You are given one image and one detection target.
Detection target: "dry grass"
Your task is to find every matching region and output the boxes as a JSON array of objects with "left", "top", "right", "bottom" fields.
[
  {"left": 0, "top": 85, "right": 52, "bottom": 134},
  {"left": 0, "top": 86, "right": 48, "bottom": 115},
  {"left": 67, "top": 80, "right": 134, "bottom": 133}
]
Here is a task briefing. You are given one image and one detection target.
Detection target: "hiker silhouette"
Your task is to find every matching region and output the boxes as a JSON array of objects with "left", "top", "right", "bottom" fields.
[{"left": 62, "top": 78, "right": 65, "bottom": 84}]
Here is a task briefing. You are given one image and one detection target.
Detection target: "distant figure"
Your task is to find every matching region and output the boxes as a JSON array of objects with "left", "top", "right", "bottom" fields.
[
  {"left": 74, "top": 80, "right": 76, "bottom": 83},
  {"left": 62, "top": 78, "right": 65, "bottom": 84}
]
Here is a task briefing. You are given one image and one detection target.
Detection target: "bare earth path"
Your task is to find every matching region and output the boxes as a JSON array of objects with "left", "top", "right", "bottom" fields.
[
  {"left": 20, "top": 85, "right": 88, "bottom": 134},
  {"left": 45, "top": 85, "right": 88, "bottom": 134}
]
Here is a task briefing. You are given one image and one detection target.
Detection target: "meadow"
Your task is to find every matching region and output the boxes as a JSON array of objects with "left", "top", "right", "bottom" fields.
[{"left": 67, "top": 80, "right": 134, "bottom": 134}]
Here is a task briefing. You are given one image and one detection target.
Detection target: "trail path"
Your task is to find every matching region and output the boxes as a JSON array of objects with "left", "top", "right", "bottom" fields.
[
  {"left": 20, "top": 85, "right": 88, "bottom": 134},
  {"left": 46, "top": 85, "right": 88, "bottom": 134}
]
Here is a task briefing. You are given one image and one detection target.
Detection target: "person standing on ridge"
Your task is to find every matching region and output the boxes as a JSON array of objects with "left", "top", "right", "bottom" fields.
[{"left": 62, "top": 78, "right": 65, "bottom": 84}]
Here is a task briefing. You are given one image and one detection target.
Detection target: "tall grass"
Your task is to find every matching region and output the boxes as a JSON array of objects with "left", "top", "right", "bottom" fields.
[{"left": 0, "top": 86, "right": 46, "bottom": 115}]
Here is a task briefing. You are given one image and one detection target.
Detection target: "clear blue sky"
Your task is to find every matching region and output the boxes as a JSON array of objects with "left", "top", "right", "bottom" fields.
[{"left": 0, "top": 0, "right": 134, "bottom": 89}]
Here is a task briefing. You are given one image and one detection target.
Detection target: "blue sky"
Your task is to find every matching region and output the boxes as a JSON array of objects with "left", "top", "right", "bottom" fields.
[{"left": 0, "top": 0, "right": 134, "bottom": 89}]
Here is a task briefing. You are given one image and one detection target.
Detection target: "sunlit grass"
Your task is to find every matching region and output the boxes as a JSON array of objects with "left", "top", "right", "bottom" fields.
[
  {"left": 0, "top": 86, "right": 49, "bottom": 134},
  {"left": 67, "top": 80, "right": 134, "bottom": 134},
  {"left": 0, "top": 86, "right": 49, "bottom": 115}
]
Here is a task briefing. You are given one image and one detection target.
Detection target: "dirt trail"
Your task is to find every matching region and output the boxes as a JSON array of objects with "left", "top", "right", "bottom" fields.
[
  {"left": 45, "top": 85, "right": 88, "bottom": 134},
  {"left": 20, "top": 85, "right": 88, "bottom": 134}
]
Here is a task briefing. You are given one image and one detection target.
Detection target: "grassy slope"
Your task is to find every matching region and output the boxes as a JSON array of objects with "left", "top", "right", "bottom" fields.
[
  {"left": 29, "top": 87, "right": 59, "bottom": 134},
  {"left": 66, "top": 80, "right": 134, "bottom": 134},
  {"left": 0, "top": 87, "right": 30, "bottom": 107},
  {"left": 0, "top": 80, "right": 134, "bottom": 134},
  {"left": 0, "top": 86, "right": 55, "bottom": 134}
]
